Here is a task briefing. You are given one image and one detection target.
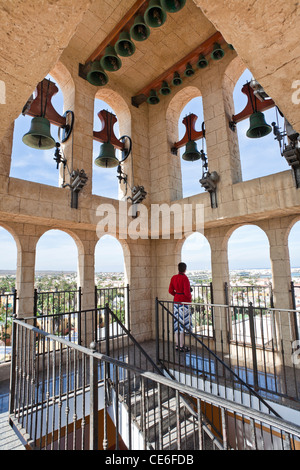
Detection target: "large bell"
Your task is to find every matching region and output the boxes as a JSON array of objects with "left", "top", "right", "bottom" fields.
[
  {"left": 197, "top": 53, "right": 209, "bottom": 69},
  {"left": 160, "top": 0, "right": 186, "bottom": 12},
  {"left": 22, "top": 117, "right": 56, "bottom": 150},
  {"left": 87, "top": 61, "right": 109, "bottom": 86},
  {"left": 147, "top": 89, "right": 160, "bottom": 105},
  {"left": 94, "top": 142, "right": 119, "bottom": 168},
  {"left": 246, "top": 111, "right": 272, "bottom": 139},
  {"left": 182, "top": 140, "right": 201, "bottom": 162},
  {"left": 130, "top": 15, "right": 151, "bottom": 41},
  {"left": 115, "top": 31, "right": 136, "bottom": 57},
  {"left": 211, "top": 42, "right": 225, "bottom": 61},
  {"left": 144, "top": 0, "right": 167, "bottom": 28},
  {"left": 159, "top": 80, "right": 171, "bottom": 95},
  {"left": 100, "top": 45, "right": 122, "bottom": 72}
]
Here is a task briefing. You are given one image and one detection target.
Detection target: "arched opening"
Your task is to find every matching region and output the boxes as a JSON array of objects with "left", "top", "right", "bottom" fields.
[
  {"left": 179, "top": 97, "right": 206, "bottom": 198},
  {"left": 288, "top": 220, "right": 300, "bottom": 338},
  {"left": 10, "top": 73, "right": 65, "bottom": 187},
  {"left": 95, "top": 235, "right": 129, "bottom": 326},
  {"left": 228, "top": 224, "right": 273, "bottom": 307},
  {"left": 181, "top": 232, "right": 213, "bottom": 336},
  {"left": 166, "top": 86, "right": 205, "bottom": 199},
  {"left": 233, "top": 69, "right": 288, "bottom": 181},
  {"left": 0, "top": 226, "right": 18, "bottom": 361},
  {"left": 92, "top": 89, "right": 131, "bottom": 200}
]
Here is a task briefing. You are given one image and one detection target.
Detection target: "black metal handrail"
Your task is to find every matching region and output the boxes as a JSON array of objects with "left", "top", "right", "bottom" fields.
[
  {"left": 9, "top": 317, "right": 300, "bottom": 450},
  {"left": 156, "top": 299, "right": 282, "bottom": 419},
  {"left": 0, "top": 290, "right": 17, "bottom": 364}
]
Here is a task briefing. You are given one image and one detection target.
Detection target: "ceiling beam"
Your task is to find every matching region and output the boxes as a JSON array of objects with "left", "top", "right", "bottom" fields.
[
  {"left": 131, "top": 31, "right": 225, "bottom": 107},
  {"left": 85, "top": 0, "right": 148, "bottom": 64}
]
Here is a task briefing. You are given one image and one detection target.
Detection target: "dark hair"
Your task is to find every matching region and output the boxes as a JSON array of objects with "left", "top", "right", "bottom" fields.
[{"left": 178, "top": 262, "right": 187, "bottom": 273}]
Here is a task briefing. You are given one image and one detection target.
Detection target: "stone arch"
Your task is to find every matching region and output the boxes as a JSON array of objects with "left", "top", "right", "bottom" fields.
[
  {"left": 166, "top": 85, "right": 202, "bottom": 145},
  {"left": 93, "top": 87, "right": 132, "bottom": 199},
  {"left": 95, "top": 234, "right": 131, "bottom": 285},
  {"left": 0, "top": 222, "right": 21, "bottom": 255},
  {"left": 227, "top": 223, "right": 272, "bottom": 273},
  {"left": 35, "top": 228, "right": 84, "bottom": 282}
]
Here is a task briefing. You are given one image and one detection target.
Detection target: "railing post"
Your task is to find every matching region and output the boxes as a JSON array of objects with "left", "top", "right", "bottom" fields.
[
  {"left": 89, "top": 342, "right": 99, "bottom": 450},
  {"left": 248, "top": 302, "right": 259, "bottom": 391},
  {"left": 126, "top": 284, "right": 130, "bottom": 332},
  {"left": 155, "top": 297, "right": 159, "bottom": 365},
  {"left": 105, "top": 304, "right": 110, "bottom": 359},
  {"left": 9, "top": 314, "right": 17, "bottom": 417}
]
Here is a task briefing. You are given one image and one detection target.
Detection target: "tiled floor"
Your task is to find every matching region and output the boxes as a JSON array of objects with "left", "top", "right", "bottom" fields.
[{"left": 0, "top": 379, "right": 25, "bottom": 451}]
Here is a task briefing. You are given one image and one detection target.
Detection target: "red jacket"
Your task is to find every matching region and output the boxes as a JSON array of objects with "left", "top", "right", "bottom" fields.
[{"left": 169, "top": 273, "right": 192, "bottom": 303}]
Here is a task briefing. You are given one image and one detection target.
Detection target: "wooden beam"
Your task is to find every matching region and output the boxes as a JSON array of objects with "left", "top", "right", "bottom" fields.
[
  {"left": 131, "top": 31, "right": 225, "bottom": 106},
  {"left": 85, "top": 0, "right": 148, "bottom": 64}
]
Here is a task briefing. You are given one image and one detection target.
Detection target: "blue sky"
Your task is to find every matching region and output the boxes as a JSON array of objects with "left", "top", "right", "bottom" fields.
[{"left": 1, "top": 69, "right": 300, "bottom": 273}]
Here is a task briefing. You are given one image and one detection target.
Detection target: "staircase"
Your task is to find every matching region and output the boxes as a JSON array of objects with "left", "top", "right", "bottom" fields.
[{"left": 7, "top": 306, "right": 300, "bottom": 450}]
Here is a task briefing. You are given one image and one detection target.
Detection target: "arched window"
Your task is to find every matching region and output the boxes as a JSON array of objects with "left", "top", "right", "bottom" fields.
[
  {"left": 0, "top": 226, "right": 17, "bottom": 292},
  {"left": 288, "top": 221, "right": 300, "bottom": 334},
  {"left": 179, "top": 97, "right": 206, "bottom": 198},
  {"left": 181, "top": 232, "right": 212, "bottom": 302},
  {"left": 35, "top": 229, "right": 78, "bottom": 290},
  {"left": 228, "top": 225, "right": 272, "bottom": 307},
  {"left": 233, "top": 69, "right": 287, "bottom": 181},
  {"left": 10, "top": 74, "right": 64, "bottom": 187},
  {"left": 93, "top": 99, "right": 121, "bottom": 199},
  {"left": 0, "top": 226, "right": 18, "bottom": 362},
  {"left": 95, "top": 235, "right": 129, "bottom": 326}
]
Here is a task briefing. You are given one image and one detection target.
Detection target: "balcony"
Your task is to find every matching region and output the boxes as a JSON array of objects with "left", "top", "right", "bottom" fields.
[{"left": 5, "top": 293, "right": 300, "bottom": 451}]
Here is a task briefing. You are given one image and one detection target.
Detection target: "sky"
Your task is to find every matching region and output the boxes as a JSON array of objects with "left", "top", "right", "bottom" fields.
[{"left": 1, "top": 69, "right": 300, "bottom": 273}]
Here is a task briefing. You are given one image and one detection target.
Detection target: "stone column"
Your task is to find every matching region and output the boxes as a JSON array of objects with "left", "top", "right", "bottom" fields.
[
  {"left": 15, "top": 228, "right": 38, "bottom": 319},
  {"left": 206, "top": 227, "right": 230, "bottom": 353}
]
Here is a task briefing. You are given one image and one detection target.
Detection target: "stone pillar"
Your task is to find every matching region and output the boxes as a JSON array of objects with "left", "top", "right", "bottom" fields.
[
  {"left": 262, "top": 218, "right": 294, "bottom": 367},
  {"left": 15, "top": 228, "right": 38, "bottom": 319},
  {"left": 0, "top": 123, "right": 14, "bottom": 192},
  {"left": 206, "top": 227, "right": 230, "bottom": 353},
  {"left": 201, "top": 56, "right": 242, "bottom": 197}
]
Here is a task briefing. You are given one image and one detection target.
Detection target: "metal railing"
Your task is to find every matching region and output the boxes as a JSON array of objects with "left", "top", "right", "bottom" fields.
[
  {"left": 290, "top": 282, "right": 300, "bottom": 340},
  {"left": 156, "top": 300, "right": 300, "bottom": 405},
  {"left": 9, "top": 317, "right": 300, "bottom": 450},
  {"left": 95, "top": 285, "right": 130, "bottom": 330},
  {"left": 225, "top": 282, "right": 274, "bottom": 308},
  {"left": 0, "top": 290, "right": 17, "bottom": 364},
  {"left": 34, "top": 287, "right": 81, "bottom": 318}
]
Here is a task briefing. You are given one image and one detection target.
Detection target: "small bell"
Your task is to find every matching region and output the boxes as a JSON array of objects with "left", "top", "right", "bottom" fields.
[
  {"left": 184, "top": 63, "right": 195, "bottom": 77},
  {"left": 94, "top": 142, "right": 119, "bottom": 168},
  {"left": 100, "top": 45, "right": 122, "bottom": 72},
  {"left": 160, "top": 0, "right": 186, "bottom": 13},
  {"left": 144, "top": 0, "right": 167, "bottom": 28},
  {"left": 22, "top": 116, "right": 56, "bottom": 150},
  {"left": 211, "top": 43, "right": 225, "bottom": 61},
  {"left": 87, "top": 61, "right": 109, "bottom": 86},
  {"left": 197, "top": 54, "right": 209, "bottom": 69},
  {"left": 147, "top": 89, "right": 160, "bottom": 105},
  {"left": 172, "top": 72, "right": 182, "bottom": 86},
  {"left": 115, "top": 31, "right": 136, "bottom": 57},
  {"left": 130, "top": 15, "right": 151, "bottom": 41},
  {"left": 159, "top": 81, "right": 171, "bottom": 95}
]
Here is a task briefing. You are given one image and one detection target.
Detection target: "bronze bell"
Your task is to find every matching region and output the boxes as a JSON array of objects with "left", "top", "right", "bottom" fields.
[
  {"left": 87, "top": 61, "right": 109, "bottom": 87},
  {"left": 246, "top": 111, "right": 272, "bottom": 139},
  {"left": 22, "top": 116, "right": 56, "bottom": 150},
  {"left": 94, "top": 142, "right": 119, "bottom": 168},
  {"left": 182, "top": 140, "right": 201, "bottom": 162}
]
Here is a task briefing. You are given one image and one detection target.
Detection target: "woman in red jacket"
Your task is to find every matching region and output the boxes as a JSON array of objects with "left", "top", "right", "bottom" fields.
[{"left": 168, "top": 262, "right": 193, "bottom": 352}]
